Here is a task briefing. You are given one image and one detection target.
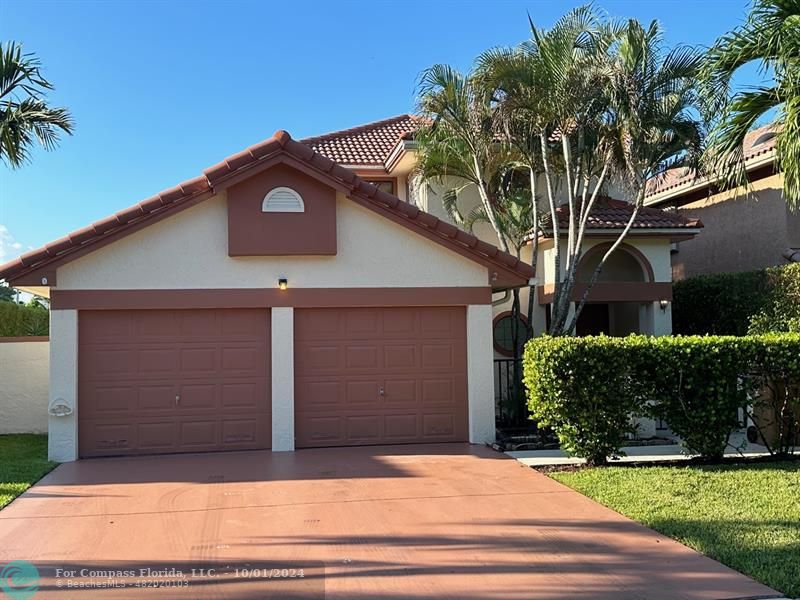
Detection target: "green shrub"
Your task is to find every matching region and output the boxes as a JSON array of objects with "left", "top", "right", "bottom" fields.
[
  {"left": 523, "top": 333, "right": 800, "bottom": 463},
  {"left": 644, "top": 336, "right": 755, "bottom": 460},
  {"left": 0, "top": 301, "right": 49, "bottom": 336},
  {"left": 748, "top": 334, "right": 800, "bottom": 455},
  {"left": 673, "top": 264, "right": 800, "bottom": 335},
  {"left": 749, "top": 264, "right": 800, "bottom": 334},
  {"left": 523, "top": 335, "right": 650, "bottom": 465}
]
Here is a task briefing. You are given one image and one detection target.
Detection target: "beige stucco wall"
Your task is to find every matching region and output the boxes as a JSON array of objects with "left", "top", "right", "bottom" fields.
[
  {"left": 47, "top": 191, "right": 497, "bottom": 461},
  {"left": 0, "top": 340, "right": 49, "bottom": 434},
  {"left": 56, "top": 192, "right": 488, "bottom": 290},
  {"left": 671, "top": 174, "right": 799, "bottom": 279}
]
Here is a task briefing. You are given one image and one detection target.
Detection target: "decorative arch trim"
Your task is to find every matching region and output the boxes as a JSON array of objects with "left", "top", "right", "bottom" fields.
[{"left": 577, "top": 242, "right": 654, "bottom": 283}]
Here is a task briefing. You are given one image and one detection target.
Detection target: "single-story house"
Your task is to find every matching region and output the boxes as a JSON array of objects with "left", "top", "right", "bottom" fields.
[{"left": 0, "top": 128, "right": 537, "bottom": 462}]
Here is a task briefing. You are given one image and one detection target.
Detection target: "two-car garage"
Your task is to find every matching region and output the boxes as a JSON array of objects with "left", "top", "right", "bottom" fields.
[
  {"left": 2, "top": 128, "right": 534, "bottom": 462},
  {"left": 77, "top": 306, "right": 469, "bottom": 458}
]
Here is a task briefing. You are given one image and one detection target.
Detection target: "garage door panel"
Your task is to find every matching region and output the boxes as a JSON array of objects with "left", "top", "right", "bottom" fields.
[
  {"left": 383, "top": 345, "right": 416, "bottom": 369},
  {"left": 79, "top": 309, "right": 270, "bottom": 458},
  {"left": 295, "top": 307, "right": 468, "bottom": 448},
  {"left": 138, "top": 385, "right": 176, "bottom": 411},
  {"left": 421, "top": 379, "right": 457, "bottom": 406},
  {"left": 179, "top": 420, "right": 217, "bottom": 448},
  {"left": 346, "top": 415, "right": 382, "bottom": 442},
  {"left": 421, "top": 344, "right": 456, "bottom": 369},
  {"left": 346, "top": 345, "right": 379, "bottom": 368},
  {"left": 384, "top": 414, "right": 418, "bottom": 439},
  {"left": 180, "top": 347, "right": 217, "bottom": 372},
  {"left": 81, "top": 421, "right": 136, "bottom": 455},
  {"left": 384, "top": 379, "right": 416, "bottom": 404},
  {"left": 303, "top": 416, "right": 343, "bottom": 445},
  {"left": 138, "top": 421, "right": 178, "bottom": 450},
  {"left": 138, "top": 348, "right": 179, "bottom": 375},
  {"left": 423, "top": 413, "right": 455, "bottom": 437}
]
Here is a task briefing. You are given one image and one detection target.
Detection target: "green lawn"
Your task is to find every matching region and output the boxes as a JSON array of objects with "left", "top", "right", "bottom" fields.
[
  {"left": 0, "top": 434, "right": 57, "bottom": 509},
  {"left": 551, "top": 462, "right": 800, "bottom": 597}
]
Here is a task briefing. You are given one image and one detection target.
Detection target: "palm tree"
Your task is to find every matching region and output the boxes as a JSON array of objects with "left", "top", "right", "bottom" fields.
[
  {"left": 701, "top": 0, "right": 800, "bottom": 210},
  {"left": 0, "top": 41, "right": 74, "bottom": 168},
  {"left": 415, "top": 64, "right": 512, "bottom": 253},
  {"left": 567, "top": 18, "right": 705, "bottom": 332},
  {"left": 480, "top": 12, "right": 703, "bottom": 334}
]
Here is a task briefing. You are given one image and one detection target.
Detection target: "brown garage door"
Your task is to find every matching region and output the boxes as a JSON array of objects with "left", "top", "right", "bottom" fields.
[
  {"left": 79, "top": 309, "right": 270, "bottom": 457},
  {"left": 295, "top": 307, "right": 468, "bottom": 448}
]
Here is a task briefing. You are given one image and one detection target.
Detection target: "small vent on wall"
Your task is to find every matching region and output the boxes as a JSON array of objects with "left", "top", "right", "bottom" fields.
[{"left": 262, "top": 187, "right": 305, "bottom": 213}]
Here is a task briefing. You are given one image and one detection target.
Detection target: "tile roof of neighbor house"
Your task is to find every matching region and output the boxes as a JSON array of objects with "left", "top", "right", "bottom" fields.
[
  {"left": 645, "top": 124, "right": 779, "bottom": 200},
  {"left": 301, "top": 114, "right": 421, "bottom": 166},
  {"left": 549, "top": 197, "right": 703, "bottom": 233},
  {"left": 0, "top": 127, "right": 534, "bottom": 287}
]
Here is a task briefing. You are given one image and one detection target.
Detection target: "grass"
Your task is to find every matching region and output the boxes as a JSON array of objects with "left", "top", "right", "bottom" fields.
[
  {"left": 550, "top": 461, "right": 800, "bottom": 597},
  {"left": 0, "top": 434, "right": 57, "bottom": 509}
]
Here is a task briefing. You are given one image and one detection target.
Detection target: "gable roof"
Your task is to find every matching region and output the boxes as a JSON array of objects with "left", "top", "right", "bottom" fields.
[
  {"left": 550, "top": 198, "right": 703, "bottom": 232},
  {"left": 0, "top": 129, "right": 533, "bottom": 290},
  {"left": 301, "top": 114, "right": 420, "bottom": 168},
  {"left": 645, "top": 124, "right": 779, "bottom": 203}
]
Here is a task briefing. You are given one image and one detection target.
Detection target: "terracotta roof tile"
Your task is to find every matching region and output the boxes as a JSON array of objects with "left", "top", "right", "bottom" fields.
[
  {"left": 0, "top": 128, "right": 533, "bottom": 288},
  {"left": 301, "top": 115, "right": 420, "bottom": 166},
  {"left": 551, "top": 198, "right": 702, "bottom": 232},
  {"left": 645, "top": 124, "right": 778, "bottom": 199}
]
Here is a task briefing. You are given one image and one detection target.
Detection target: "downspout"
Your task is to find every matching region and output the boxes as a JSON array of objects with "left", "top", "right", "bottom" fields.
[{"left": 492, "top": 290, "right": 511, "bottom": 306}]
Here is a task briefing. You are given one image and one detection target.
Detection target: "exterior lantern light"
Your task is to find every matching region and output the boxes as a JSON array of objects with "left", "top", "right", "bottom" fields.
[
  {"left": 278, "top": 278, "right": 288, "bottom": 291},
  {"left": 659, "top": 299, "right": 670, "bottom": 311}
]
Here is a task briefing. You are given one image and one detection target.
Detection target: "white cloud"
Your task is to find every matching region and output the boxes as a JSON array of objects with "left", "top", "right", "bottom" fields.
[{"left": 0, "top": 224, "right": 24, "bottom": 264}]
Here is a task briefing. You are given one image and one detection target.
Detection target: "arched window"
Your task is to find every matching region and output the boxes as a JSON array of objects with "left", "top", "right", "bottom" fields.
[{"left": 262, "top": 187, "right": 305, "bottom": 213}]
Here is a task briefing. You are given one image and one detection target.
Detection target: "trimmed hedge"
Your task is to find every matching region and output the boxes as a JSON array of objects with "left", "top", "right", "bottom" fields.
[
  {"left": 0, "top": 301, "right": 49, "bottom": 336},
  {"left": 672, "top": 263, "right": 800, "bottom": 335},
  {"left": 524, "top": 333, "right": 800, "bottom": 463}
]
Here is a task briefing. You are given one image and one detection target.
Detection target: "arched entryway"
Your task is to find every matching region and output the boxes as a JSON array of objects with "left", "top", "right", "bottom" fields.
[{"left": 575, "top": 243, "right": 653, "bottom": 336}]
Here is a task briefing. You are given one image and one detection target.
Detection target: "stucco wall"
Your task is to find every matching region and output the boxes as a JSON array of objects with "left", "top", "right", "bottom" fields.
[
  {"left": 0, "top": 339, "right": 49, "bottom": 434},
  {"left": 56, "top": 192, "right": 488, "bottom": 290},
  {"left": 671, "top": 175, "right": 799, "bottom": 279}
]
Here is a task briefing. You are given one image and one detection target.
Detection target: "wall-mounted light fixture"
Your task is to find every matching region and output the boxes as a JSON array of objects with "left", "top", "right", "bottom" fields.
[
  {"left": 659, "top": 299, "right": 670, "bottom": 311},
  {"left": 278, "top": 278, "right": 288, "bottom": 291}
]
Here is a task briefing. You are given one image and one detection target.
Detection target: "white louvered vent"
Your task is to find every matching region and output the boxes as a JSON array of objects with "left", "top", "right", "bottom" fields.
[{"left": 262, "top": 187, "right": 305, "bottom": 213}]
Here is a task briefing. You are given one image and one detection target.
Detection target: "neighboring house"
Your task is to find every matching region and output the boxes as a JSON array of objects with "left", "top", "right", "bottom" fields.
[
  {"left": 645, "top": 124, "right": 800, "bottom": 280},
  {"left": 0, "top": 115, "right": 703, "bottom": 460}
]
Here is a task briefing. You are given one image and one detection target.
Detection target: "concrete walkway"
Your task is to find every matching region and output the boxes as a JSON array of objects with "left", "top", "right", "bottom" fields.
[
  {"left": 508, "top": 434, "right": 774, "bottom": 467},
  {"left": 0, "top": 444, "right": 781, "bottom": 599}
]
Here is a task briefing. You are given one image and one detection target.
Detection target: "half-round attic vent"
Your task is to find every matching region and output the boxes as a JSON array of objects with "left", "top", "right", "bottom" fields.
[
  {"left": 752, "top": 131, "right": 776, "bottom": 147},
  {"left": 262, "top": 187, "right": 305, "bottom": 213}
]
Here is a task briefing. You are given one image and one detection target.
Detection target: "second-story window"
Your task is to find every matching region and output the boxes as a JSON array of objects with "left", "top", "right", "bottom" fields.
[{"left": 365, "top": 179, "right": 395, "bottom": 195}]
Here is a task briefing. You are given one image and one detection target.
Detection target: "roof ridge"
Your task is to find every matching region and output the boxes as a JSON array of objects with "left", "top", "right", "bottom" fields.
[{"left": 300, "top": 114, "right": 415, "bottom": 144}]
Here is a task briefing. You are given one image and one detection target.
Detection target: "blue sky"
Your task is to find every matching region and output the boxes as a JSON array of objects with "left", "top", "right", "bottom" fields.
[{"left": 0, "top": 0, "right": 762, "bottom": 261}]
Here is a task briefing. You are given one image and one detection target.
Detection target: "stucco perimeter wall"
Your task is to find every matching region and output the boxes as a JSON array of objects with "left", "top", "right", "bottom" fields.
[
  {"left": 0, "top": 339, "right": 49, "bottom": 434},
  {"left": 56, "top": 192, "right": 488, "bottom": 290}
]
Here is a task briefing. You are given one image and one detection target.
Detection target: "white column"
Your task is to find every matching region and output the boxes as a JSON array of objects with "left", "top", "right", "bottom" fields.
[
  {"left": 652, "top": 301, "right": 672, "bottom": 336},
  {"left": 467, "top": 304, "right": 495, "bottom": 445},
  {"left": 271, "top": 307, "right": 295, "bottom": 451},
  {"left": 48, "top": 309, "right": 78, "bottom": 462}
]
